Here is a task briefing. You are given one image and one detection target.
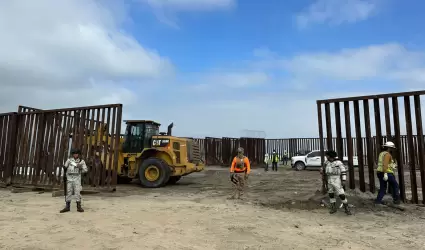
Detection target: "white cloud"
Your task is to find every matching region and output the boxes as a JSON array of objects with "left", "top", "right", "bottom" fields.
[
  {"left": 0, "top": 0, "right": 172, "bottom": 112},
  {"left": 2, "top": 0, "right": 425, "bottom": 140},
  {"left": 137, "top": 0, "right": 236, "bottom": 28},
  {"left": 255, "top": 43, "right": 425, "bottom": 83},
  {"left": 169, "top": 43, "right": 425, "bottom": 138},
  {"left": 210, "top": 72, "right": 269, "bottom": 87},
  {"left": 296, "top": 0, "right": 377, "bottom": 28},
  {"left": 140, "top": 0, "right": 236, "bottom": 11},
  {"left": 191, "top": 71, "right": 270, "bottom": 91},
  {"left": 0, "top": 82, "right": 136, "bottom": 113}
]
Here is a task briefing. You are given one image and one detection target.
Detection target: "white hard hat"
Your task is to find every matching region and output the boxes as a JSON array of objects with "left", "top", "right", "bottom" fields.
[{"left": 383, "top": 141, "right": 396, "bottom": 149}]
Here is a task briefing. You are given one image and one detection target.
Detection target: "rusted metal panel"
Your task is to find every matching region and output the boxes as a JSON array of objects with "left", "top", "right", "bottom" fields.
[
  {"left": 43, "top": 113, "right": 56, "bottom": 185},
  {"left": 382, "top": 99, "right": 393, "bottom": 196},
  {"left": 324, "top": 103, "right": 333, "bottom": 150},
  {"left": 353, "top": 100, "right": 366, "bottom": 192},
  {"left": 99, "top": 108, "right": 108, "bottom": 186},
  {"left": 317, "top": 90, "right": 425, "bottom": 204},
  {"left": 222, "top": 137, "right": 238, "bottom": 165},
  {"left": 214, "top": 137, "right": 266, "bottom": 166},
  {"left": 334, "top": 102, "right": 343, "bottom": 160},
  {"left": 317, "top": 103, "right": 326, "bottom": 193},
  {"left": 413, "top": 95, "right": 425, "bottom": 204},
  {"left": 383, "top": 98, "right": 392, "bottom": 138},
  {"left": 240, "top": 137, "right": 265, "bottom": 165},
  {"left": 112, "top": 106, "right": 122, "bottom": 188},
  {"left": 33, "top": 113, "right": 46, "bottom": 185},
  {"left": 106, "top": 107, "right": 116, "bottom": 188},
  {"left": 344, "top": 101, "right": 355, "bottom": 189},
  {"left": 205, "top": 137, "right": 222, "bottom": 165},
  {"left": 373, "top": 99, "right": 383, "bottom": 162},
  {"left": 404, "top": 96, "right": 418, "bottom": 203},
  {"left": 5, "top": 114, "right": 18, "bottom": 185},
  {"left": 0, "top": 104, "right": 122, "bottom": 189},
  {"left": 85, "top": 110, "right": 95, "bottom": 186},
  {"left": 392, "top": 97, "right": 406, "bottom": 201},
  {"left": 363, "top": 100, "right": 375, "bottom": 192},
  {"left": 17, "top": 104, "right": 123, "bottom": 115},
  {"left": 0, "top": 115, "right": 7, "bottom": 183},
  {"left": 317, "top": 90, "right": 425, "bottom": 104}
]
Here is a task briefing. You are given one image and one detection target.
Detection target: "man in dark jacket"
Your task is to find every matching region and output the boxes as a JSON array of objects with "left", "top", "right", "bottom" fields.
[{"left": 272, "top": 149, "right": 279, "bottom": 171}]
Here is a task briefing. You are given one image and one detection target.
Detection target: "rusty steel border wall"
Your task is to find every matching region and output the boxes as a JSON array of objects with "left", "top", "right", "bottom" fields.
[
  {"left": 0, "top": 104, "right": 122, "bottom": 190},
  {"left": 317, "top": 90, "right": 425, "bottom": 204},
  {"left": 191, "top": 136, "right": 421, "bottom": 168}
]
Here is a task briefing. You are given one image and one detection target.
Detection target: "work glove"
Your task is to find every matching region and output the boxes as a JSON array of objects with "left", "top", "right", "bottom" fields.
[
  {"left": 342, "top": 181, "right": 346, "bottom": 190},
  {"left": 230, "top": 173, "right": 238, "bottom": 184},
  {"left": 393, "top": 163, "right": 398, "bottom": 171},
  {"left": 383, "top": 173, "right": 388, "bottom": 181}
]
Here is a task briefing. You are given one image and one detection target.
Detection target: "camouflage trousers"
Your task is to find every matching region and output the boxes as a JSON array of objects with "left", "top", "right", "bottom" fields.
[
  {"left": 231, "top": 173, "right": 246, "bottom": 199},
  {"left": 66, "top": 181, "right": 82, "bottom": 202}
]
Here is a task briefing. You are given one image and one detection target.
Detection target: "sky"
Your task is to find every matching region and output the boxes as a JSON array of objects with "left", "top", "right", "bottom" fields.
[{"left": 1, "top": 0, "right": 425, "bottom": 138}]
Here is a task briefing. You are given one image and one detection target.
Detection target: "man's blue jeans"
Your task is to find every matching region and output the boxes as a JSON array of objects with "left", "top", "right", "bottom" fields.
[{"left": 375, "top": 172, "right": 400, "bottom": 204}]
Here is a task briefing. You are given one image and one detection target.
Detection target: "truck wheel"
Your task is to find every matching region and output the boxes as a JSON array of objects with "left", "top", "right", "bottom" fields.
[
  {"left": 294, "top": 162, "right": 306, "bottom": 171},
  {"left": 167, "top": 176, "right": 182, "bottom": 185},
  {"left": 139, "top": 158, "right": 171, "bottom": 188}
]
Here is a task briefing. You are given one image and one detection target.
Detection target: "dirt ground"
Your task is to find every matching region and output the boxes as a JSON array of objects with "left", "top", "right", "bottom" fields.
[{"left": 1, "top": 166, "right": 425, "bottom": 250}]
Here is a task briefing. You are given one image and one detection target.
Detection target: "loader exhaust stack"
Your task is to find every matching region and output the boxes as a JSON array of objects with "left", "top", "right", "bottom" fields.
[{"left": 167, "top": 122, "right": 174, "bottom": 136}]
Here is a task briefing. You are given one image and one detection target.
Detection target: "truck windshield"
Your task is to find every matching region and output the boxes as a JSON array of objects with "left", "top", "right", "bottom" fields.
[
  {"left": 145, "top": 124, "right": 159, "bottom": 138},
  {"left": 122, "top": 123, "right": 160, "bottom": 152},
  {"left": 123, "top": 124, "right": 143, "bottom": 152}
]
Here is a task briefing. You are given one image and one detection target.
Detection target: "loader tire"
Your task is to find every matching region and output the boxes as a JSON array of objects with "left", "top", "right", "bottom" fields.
[
  {"left": 139, "top": 158, "right": 171, "bottom": 188},
  {"left": 167, "top": 176, "right": 182, "bottom": 185}
]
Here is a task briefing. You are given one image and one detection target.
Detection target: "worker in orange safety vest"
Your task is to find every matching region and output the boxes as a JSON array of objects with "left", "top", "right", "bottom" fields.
[{"left": 229, "top": 147, "right": 251, "bottom": 199}]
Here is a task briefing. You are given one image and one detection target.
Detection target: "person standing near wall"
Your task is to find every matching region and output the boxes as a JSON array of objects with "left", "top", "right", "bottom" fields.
[
  {"left": 323, "top": 150, "right": 352, "bottom": 215},
  {"left": 229, "top": 147, "right": 251, "bottom": 199},
  {"left": 272, "top": 149, "right": 279, "bottom": 171},
  {"left": 60, "top": 149, "right": 88, "bottom": 213},
  {"left": 283, "top": 150, "right": 289, "bottom": 165},
  {"left": 264, "top": 153, "right": 270, "bottom": 171},
  {"left": 375, "top": 141, "right": 400, "bottom": 206}
]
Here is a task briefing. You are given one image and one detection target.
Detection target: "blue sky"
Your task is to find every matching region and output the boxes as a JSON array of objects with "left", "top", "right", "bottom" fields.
[{"left": 2, "top": 0, "right": 425, "bottom": 138}]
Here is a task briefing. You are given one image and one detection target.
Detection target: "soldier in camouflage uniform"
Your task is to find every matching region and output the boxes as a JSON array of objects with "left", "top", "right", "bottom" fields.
[
  {"left": 60, "top": 149, "right": 88, "bottom": 213},
  {"left": 323, "top": 150, "right": 351, "bottom": 215},
  {"left": 229, "top": 147, "right": 251, "bottom": 199}
]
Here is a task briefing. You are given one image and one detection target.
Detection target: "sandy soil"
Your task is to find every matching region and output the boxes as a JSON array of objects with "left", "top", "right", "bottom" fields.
[{"left": 1, "top": 166, "right": 425, "bottom": 250}]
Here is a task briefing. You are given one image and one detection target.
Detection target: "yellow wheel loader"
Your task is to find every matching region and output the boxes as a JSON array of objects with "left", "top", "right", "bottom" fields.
[{"left": 99, "top": 120, "right": 204, "bottom": 188}]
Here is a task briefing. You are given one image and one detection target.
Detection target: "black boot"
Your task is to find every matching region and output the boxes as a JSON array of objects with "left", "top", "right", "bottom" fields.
[
  {"left": 60, "top": 202, "right": 70, "bottom": 213},
  {"left": 329, "top": 202, "right": 337, "bottom": 214},
  {"left": 76, "top": 201, "right": 84, "bottom": 212},
  {"left": 343, "top": 203, "right": 352, "bottom": 215},
  {"left": 393, "top": 197, "right": 401, "bottom": 205}
]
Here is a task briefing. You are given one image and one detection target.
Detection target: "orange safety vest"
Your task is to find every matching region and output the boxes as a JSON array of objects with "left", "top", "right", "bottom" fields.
[{"left": 230, "top": 156, "right": 251, "bottom": 174}]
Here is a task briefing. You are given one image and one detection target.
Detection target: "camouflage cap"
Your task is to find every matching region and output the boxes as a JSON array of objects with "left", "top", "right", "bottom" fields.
[
  {"left": 71, "top": 149, "right": 81, "bottom": 155},
  {"left": 325, "top": 150, "right": 337, "bottom": 158}
]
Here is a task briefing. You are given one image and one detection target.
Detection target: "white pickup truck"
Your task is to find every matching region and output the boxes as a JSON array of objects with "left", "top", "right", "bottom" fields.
[{"left": 291, "top": 150, "right": 359, "bottom": 171}]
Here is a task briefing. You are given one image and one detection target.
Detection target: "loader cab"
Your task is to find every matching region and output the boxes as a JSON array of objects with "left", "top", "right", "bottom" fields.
[{"left": 122, "top": 120, "right": 160, "bottom": 153}]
